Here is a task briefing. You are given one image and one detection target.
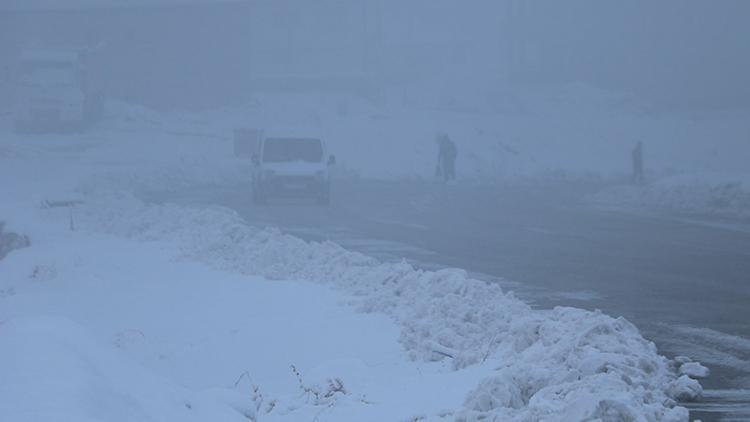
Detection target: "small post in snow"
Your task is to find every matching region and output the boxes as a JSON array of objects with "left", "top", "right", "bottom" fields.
[{"left": 42, "top": 199, "right": 85, "bottom": 232}]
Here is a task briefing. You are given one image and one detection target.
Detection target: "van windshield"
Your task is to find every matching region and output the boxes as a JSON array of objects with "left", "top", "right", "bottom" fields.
[{"left": 263, "top": 138, "right": 323, "bottom": 163}]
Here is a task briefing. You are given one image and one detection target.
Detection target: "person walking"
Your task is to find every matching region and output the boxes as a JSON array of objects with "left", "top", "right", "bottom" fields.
[{"left": 436, "top": 133, "right": 457, "bottom": 183}]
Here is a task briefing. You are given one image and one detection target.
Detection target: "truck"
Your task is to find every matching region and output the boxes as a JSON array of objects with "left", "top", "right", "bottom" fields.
[{"left": 12, "top": 49, "right": 102, "bottom": 133}]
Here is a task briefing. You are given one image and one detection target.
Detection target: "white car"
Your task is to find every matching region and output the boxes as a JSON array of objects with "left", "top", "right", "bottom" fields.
[{"left": 252, "top": 137, "right": 335, "bottom": 205}]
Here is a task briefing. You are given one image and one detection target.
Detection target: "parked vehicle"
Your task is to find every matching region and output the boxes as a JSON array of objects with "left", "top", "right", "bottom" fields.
[
  {"left": 12, "top": 49, "right": 102, "bottom": 133},
  {"left": 251, "top": 137, "right": 336, "bottom": 205}
]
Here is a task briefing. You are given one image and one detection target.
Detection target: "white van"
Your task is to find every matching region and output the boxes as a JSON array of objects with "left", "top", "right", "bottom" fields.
[{"left": 251, "top": 137, "right": 335, "bottom": 205}]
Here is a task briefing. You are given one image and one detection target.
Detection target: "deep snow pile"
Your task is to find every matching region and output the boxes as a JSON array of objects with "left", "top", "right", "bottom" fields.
[
  {"left": 78, "top": 191, "right": 701, "bottom": 420},
  {"left": 0, "top": 228, "right": 447, "bottom": 421},
  {"left": 592, "top": 173, "right": 750, "bottom": 221}
]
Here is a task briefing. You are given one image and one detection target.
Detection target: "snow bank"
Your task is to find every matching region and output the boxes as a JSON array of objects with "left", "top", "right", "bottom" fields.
[
  {"left": 592, "top": 173, "right": 750, "bottom": 220},
  {"left": 78, "top": 191, "right": 701, "bottom": 420},
  {"left": 0, "top": 316, "right": 248, "bottom": 422}
]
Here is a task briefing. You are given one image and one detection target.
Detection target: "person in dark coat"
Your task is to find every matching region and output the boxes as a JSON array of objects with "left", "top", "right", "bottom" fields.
[{"left": 436, "top": 134, "right": 457, "bottom": 182}]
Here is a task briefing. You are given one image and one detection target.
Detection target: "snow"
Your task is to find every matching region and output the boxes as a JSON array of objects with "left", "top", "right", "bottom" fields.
[
  {"left": 216, "top": 90, "right": 750, "bottom": 183},
  {"left": 0, "top": 209, "right": 506, "bottom": 420},
  {"left": 592, "top": 173, "right": 750, "bottom": 221},
  {"left": 0, "top": 316, "right": 248, "bottom": 422},
  {"left": 667, "top": 376, "right": 704, "bottom": 403},
  {"left": 679, "top": 362, "right": 711, "bottom": 379},
  {"left": 0, "top": 97, "right": 714, "bottom": 420}
]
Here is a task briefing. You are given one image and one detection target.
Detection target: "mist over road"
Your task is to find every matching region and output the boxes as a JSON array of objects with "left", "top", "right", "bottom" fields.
[{"left": 150, "top": 179, "right": 750, "bottom": 421}]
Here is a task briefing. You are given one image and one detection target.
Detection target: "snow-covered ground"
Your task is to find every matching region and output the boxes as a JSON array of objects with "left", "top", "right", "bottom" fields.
[
  {"left": 194, "top": 87, "right": 750, "bottom": 183},
  {"left": 92, "top": 83, "right": 750, "bottom": 184},
  {"left": 0, "top": 96, "right": 722, "bottom": 421},
  {"left": 591, "top": 173, "right": 750, "bottom": 222}
]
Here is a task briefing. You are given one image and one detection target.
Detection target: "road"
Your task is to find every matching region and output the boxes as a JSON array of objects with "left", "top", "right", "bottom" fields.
[{"left": 148, "top": 179, "right": 750, "bottom": 421}]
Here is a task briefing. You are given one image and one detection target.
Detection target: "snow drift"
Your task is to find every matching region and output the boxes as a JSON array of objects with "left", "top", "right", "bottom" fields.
[{"left": 78, "top": 190, "right": 701, "bottom": 420}]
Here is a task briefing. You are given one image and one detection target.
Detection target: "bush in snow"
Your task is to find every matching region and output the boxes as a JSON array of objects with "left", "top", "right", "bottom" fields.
[
  {"left": 290, "top": 365, "right": 348, "bottom": 407},
  {"left": 0, "top": 222, "right": 30, "bottom": 260}
]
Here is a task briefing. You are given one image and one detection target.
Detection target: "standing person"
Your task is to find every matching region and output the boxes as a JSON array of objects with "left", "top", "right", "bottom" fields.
[
  {"left": 632, "top": 141, "right": 644, "bottom": 185},
  {"left": 436, "top": 133, "right": 457, "bottom": 183}
]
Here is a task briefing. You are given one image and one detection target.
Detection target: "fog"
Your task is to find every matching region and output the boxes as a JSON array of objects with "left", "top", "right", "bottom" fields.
[
  {"left": 2, "top": 1, "right": 750, "bottom": 421},
  {"left": 3, "top": 0, "right": 750, "bottom": 109}
]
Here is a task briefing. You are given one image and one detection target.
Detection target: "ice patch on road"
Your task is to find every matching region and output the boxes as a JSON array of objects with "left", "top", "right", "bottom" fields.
[
  {"left": 367, "top": 217, "right": 430, "bottom": 231},
  {"left": 672, "top": 326, "right": 750, "bottom": 354},
  {"left": 551, "top": 289, "right": 604, "bottom": 301},
  {"left": 335, "top": 237, "right": 437, "bottom": 259},
  {"left": 684, "top": 389, "right": 750, "bottom": 422},
  {"left": 656, "top": 324, "right": 750, "bottom": 374}
]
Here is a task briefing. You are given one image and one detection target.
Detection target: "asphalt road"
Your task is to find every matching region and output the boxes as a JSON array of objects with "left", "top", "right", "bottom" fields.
[{"left": 149, "top": 179, "right": 750, "bottom": 421}]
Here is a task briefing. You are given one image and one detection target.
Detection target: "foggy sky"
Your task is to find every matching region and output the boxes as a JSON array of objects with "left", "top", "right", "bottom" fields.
[{"left": 2, "top": 0, "right": 749, "bottom": 109}]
